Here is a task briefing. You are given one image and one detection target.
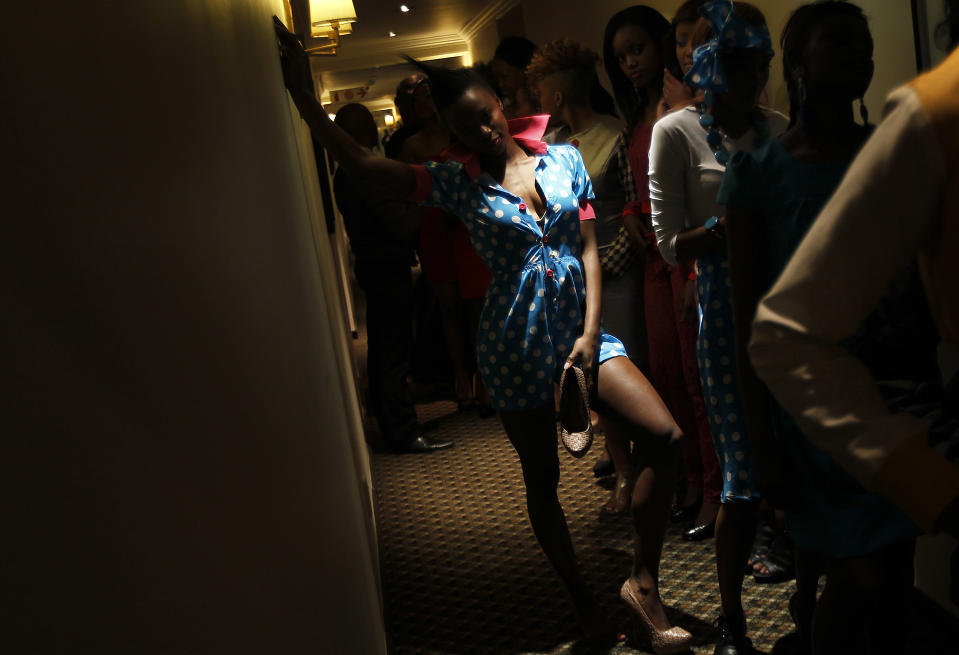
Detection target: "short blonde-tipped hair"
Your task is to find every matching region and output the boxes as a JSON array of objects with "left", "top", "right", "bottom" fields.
[{"left": 525, "top": 38, "right": 600, "bottom": 99}]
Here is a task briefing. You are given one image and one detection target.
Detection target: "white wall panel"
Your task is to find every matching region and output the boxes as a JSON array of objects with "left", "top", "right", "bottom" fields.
[{"left": 3, "top": 2, "right": 385, "bottom": 652}]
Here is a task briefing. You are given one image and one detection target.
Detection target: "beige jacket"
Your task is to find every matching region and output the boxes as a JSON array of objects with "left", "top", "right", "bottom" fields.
[{"left": 749, "top": 48, "right": 959, "bottom": 532}]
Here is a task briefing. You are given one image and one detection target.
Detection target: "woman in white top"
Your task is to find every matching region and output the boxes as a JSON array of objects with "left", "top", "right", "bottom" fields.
[
  {"left": 528, "top": 39, "right": 649, "bottom": 516},
  {"left": 647, "top": 2, "right": 787, "bottom": 653}
]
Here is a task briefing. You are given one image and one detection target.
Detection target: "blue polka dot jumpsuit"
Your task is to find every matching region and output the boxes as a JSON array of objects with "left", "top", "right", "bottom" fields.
[
  {"left": 409, "top": 140, "right": 627, "bottom": 411},
  {"left": 696, "top": 252, "right": 755, "bottom": 501}
]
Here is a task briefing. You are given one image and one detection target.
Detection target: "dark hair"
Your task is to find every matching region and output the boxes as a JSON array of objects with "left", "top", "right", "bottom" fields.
[
  {"left": 334, "top": 103, "right": 378, "bottom": 148},
  {"left": 493, "top": 36, "right": 539, "bottom": 70},
  {"left": 393, "top": 74, "right": 426, "bottom": 125},
  {"left": 942, "top": 0, "right": 959, "bottom": 50},
  {"left": 527, "top": 39, "right": 619, "bottom": 118},
  {"left": 603, "top": 5, "right": 670, "bottom": 133},
  {"left": 403, "top": 56, "right": 496, "bottom": 114},
  {"left": 665, "top": 0, "right": 709, "bottom": 78},
  {"left": 781, "top": 1, "right": 872, "bottom": 127},
  {"left": 471, "top": 61, "right": 502, "bottom": 97},
  {"left": 526, "top": 39, "right": 600, "bottom": 95}
]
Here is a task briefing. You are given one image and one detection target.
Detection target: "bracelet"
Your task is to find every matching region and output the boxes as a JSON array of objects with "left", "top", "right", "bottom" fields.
[{"left": 704, "top": 216, "right": 724, "bottom": 239}]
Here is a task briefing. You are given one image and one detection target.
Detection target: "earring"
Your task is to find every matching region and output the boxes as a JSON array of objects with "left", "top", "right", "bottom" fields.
[{"left": 859, "top": 96, "right": 869, "bottom": 125}]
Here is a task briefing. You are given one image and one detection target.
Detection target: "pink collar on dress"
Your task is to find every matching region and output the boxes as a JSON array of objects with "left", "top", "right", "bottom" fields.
[{"left": 439, "top": 114, "right": 551, "bottom": 180}]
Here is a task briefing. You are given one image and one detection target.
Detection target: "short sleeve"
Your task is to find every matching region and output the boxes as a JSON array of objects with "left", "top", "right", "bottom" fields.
[
  {"left": 560, "top": 145, "right": 596, "bottom": 222},
  {"left": 717, "top": 148, "right": 765, "bottom": 208},
  {"left": 565, "top": 145, "right": 595, "bottom": 203},
  {"left": 406, "top": 160, "right": 467, "bottom": 214}
]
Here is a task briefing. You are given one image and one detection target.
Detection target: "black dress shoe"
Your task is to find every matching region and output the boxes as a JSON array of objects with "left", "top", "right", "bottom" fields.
[
  {"left": 401, "top": 433, "right": 454, "bottom": 453},
  {"left": 670, "top": 497, "right": 702, "bottom": 523},
  {"left": 592, "top": 457, "right": 615, "bottom": 478},
  {"left": 477, "top": 403, "right": 496, "bottom": 419},
  {"left": 682, "top": 518, "right": 716, "bottom": 541},
  {"left": 713, "top": 615, "right": 753, "bottom": 655}
]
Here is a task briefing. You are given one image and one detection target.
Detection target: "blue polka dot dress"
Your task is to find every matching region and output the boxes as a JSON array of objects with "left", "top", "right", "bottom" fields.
[
  {"left": 696, "top": 251, "right": 756, "bottom": 502},
  {"left": 410, "top": 139, "right": 627, "bottom": 411}
]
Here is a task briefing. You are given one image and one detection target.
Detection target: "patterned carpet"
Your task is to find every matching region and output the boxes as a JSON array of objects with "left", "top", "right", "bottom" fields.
[
  {"left": 354, "top": 278, "right": 957, "bottom": 654},
  {"left": 372, "top": 400, "right": 959, "bottom": 654},
  {"left": 373, "top": 400, "right": 801, "bottom": 655}
]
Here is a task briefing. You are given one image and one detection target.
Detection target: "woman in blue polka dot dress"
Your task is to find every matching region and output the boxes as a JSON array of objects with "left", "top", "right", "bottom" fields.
[
  {"left": 648, "top": 3, "right": 787, "bottom": 653},
  {"left": 277, "top": 22, "right": 690, "bottom": 650}
]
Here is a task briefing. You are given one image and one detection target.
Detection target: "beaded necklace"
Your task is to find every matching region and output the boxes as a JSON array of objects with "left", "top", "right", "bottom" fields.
[{"left": 698, "top": 89, "right": 770, "bottom": 166}]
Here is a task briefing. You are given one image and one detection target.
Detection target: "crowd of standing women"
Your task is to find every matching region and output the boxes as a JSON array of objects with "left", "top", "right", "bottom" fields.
[{"left": 276, "top": 1, "right": 959, "bottom": 653}]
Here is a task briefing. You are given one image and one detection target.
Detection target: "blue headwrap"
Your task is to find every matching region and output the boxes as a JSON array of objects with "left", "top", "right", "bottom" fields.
[{"left": 683, "top": 0, "right": 774, "bottom": 93}]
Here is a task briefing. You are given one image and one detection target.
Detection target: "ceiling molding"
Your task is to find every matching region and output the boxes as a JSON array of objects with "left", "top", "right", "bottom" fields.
[
  {"left": 309, "top": 32, "right": 470, "bottom": 74},
  {"left": 326, "top": 96, "right": 397, "bottom": 113},
  {"left": 460, "top": 0, "right": 520, "bottom": 42},
  {"left": 377, "top": 32, "right": 469, "bottom": 53}
]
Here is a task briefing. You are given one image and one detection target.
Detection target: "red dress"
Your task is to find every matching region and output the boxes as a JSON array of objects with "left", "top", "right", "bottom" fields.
[{"left": 417, "top": 150, "right": 492, "bottom": 300}]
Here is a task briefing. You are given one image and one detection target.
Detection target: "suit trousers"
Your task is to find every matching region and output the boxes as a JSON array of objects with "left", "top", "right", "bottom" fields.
[{"left": 355, "top": 259, "right": 420, "bottom": 447}]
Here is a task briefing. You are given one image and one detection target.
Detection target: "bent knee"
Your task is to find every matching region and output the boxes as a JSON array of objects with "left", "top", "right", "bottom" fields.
[{"left": 664, "top": 425, "right": 684, "bottom": 451}]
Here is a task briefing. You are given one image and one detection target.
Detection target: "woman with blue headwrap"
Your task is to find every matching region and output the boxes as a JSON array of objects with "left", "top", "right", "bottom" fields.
[{"left": 647, "top": 2, "right": 787, "bottom": 653}]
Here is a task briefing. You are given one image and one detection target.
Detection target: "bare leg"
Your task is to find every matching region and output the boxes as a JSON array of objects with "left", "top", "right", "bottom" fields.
[
  {"left": 594, "top": 356, "right": 683, "bottom": 631},
  {"left": 498, "top": 403, "right": 612, "bottom": 638},
  {"left": 601, "top": 418, "right": 634, "bottom": 513},
  {"left": 682, "top": 483, "right": 702, "bottom": 511},
  {"left": 596, "top": 440, "right": 612, "bottom": 465},
  {"left": 695, "top": 495, "right": 720, "bottom": 528},
  {"left": 715, "top": 500, "right": 759, "bottom": 624}
]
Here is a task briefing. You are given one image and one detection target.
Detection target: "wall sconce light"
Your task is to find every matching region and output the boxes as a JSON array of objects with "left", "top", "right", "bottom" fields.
[
  {"left": 384, "top": 113, "right": 395, "bottom": 126},
  {"left": 306, "top": 0, "right": 357, "bottom": 56}
]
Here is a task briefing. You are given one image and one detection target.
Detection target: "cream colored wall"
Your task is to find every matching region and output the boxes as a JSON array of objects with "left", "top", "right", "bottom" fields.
[
  {"left": 521, "top": 0, "right": 919, "bottom": 117},
  {"left": 760, "top": 0, "right": 918, "bottom": 120},
  {"left": 469, "top": 20, "right": 504, "bottom": 63},
  {"left": 4, "top": 1, "right": 385, "bottom": 652}
]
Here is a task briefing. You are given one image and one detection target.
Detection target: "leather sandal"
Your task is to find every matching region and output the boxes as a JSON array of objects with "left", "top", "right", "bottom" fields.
[
  {"left": 746, "top": 520, "right": 775, "bottom": 574},
  {"left": 752, "top": 533, "right": 795, "bottom": 584}
]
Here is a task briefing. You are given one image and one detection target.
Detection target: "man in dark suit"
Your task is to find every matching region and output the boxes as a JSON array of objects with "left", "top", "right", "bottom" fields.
[{"left": 333, "top": 103, "right": 453, "bottom": 453}]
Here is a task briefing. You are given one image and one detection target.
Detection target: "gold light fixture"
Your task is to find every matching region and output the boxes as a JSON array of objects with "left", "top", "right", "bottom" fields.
[{"left": 306, "top": 0, "right": 357, "bottom": 56}]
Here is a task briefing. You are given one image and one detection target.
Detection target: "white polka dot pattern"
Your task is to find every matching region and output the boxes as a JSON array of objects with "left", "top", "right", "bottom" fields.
[
  {"left": 696, "top": 251, "right": 756, "bottom": 501},
  {"left": 418, "top": 146, "right": 626, "bottom": 410}
]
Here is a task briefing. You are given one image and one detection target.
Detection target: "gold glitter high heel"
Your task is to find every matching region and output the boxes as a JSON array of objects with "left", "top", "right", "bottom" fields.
[{"left": 619, "top": 579, "right": 692, "bottom": 655}]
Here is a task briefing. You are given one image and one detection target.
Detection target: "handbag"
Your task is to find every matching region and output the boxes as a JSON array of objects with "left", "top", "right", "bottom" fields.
[
  {"left": 599, "top": 224, "right": 639, "bottom": 279},
  {"left": 558, "top": 365, "right": 593, "bottom": 458}
]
